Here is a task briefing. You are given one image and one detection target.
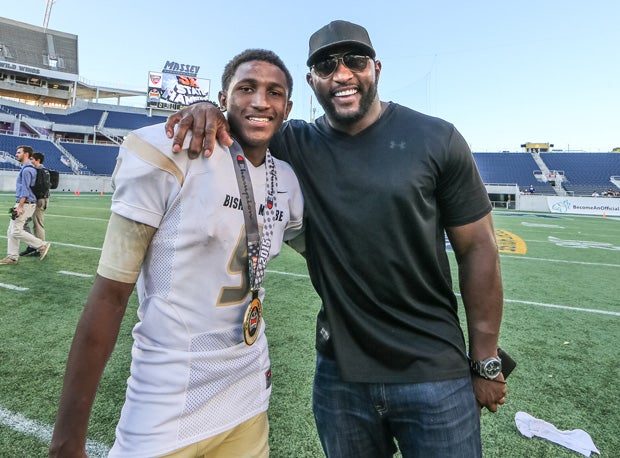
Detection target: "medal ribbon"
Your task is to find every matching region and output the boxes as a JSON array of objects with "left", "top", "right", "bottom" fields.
[{"left": 228, "top": 141, "right": 277, "bottom": 296}]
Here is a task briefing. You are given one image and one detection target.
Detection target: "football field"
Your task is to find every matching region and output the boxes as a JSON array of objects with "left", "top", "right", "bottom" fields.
[{"left": 0, "top": 192, "right": 618, "bottom": 457}]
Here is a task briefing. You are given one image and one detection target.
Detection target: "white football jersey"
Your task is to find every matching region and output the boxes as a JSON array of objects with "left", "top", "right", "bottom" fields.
[{"left": 104, "top": 123, "right": 303, "bottom": 457}]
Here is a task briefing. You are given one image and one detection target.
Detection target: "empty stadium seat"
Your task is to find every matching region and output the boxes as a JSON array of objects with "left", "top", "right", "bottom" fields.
[
  {"left": 60, "top": 142, "right": 119, "bottom": 175},
  {"left": 0, "top": 134, "right": 73, "bottom": 172},
  {"left": 540, "top": 153, "right": 620, "bottom": 195},
  {"left": 473, "top": 152, "right": 556, "bottom": 193}
]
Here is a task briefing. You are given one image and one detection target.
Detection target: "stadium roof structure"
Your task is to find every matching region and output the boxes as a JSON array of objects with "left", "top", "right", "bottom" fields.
[
  {"left": 74, "top": 79, "right": 146, "bottom": 104},
  {"left": 0, "top": 16, "right": 78, "bottom": 78},
  {"left": 0, "top": 16, "right": 145, "bottom": 107}
]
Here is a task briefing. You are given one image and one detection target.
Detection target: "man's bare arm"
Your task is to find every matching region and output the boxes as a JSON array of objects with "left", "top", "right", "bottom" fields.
[
  {"left": 446, "top": 213, "right": 506, "bottom": 413},
  {"left": 164, "top": 102, "right": 232, "bottom": 158},
  {"left": 49, "top": 276, "right": 134, "bottom": 456}
]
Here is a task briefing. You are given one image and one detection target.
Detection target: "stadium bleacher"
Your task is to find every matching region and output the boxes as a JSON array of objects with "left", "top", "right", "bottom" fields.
[
  {"left": 61, "top": 142, "right": 119, "bottom": 175},
  {"left": 473, "top": 152, "right": 556, "bottom": 193},
  {"left": 0, "top": 134, "right": 74, "bottom": 172},
  {"left": 104, "top": 111, "right": 168, "bottom": 130},
  {"left": 0, "top": 100, "right": 166, "bottom": 176},
  {"left": 0, "top": 104, "right": 51, "bottom": 121},
  {"left": 47, "top": 109, "right": 106, "bottom": 127},
  {"left": 540, "top": 153, "right": 620, "bottom": 195}
]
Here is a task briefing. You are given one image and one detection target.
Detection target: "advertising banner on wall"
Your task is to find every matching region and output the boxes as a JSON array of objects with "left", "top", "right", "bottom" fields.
[
  {"left": 546, "top": 196, "right": 620, "bottom": 216},
  {"left": 147, "top": 61, "right": 210, "bottom": 111}
]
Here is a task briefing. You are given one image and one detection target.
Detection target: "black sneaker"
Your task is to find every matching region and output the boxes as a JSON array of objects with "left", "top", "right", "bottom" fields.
[{"left": 20, "top": 246, "right": 37, "bottom": 257}]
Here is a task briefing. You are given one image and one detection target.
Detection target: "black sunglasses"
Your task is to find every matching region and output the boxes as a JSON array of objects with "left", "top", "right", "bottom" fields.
[{"left": 311, "top": 53, "right": 371, "bottom": 78}]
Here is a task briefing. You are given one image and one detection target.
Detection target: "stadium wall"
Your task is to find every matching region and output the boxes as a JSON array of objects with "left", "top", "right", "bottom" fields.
[
  {"left": 0, "top": 171, "right": 112, "bottom": 193},
  {"left": 511, "top": 194, "right": 619, "bottom": 216}
]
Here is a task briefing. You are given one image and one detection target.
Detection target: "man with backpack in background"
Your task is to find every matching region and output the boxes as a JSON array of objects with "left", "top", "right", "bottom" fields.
[
  {"left": 21, "top": 151, "right": 51, "bottom": 257},
  {"left": 0, "top": 145, "right": 51, "bottom": 265}
]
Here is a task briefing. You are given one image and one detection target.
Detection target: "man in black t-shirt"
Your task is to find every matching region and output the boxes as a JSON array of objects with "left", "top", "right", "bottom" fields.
[{"left": 166, "top": 20, "right": 506, "bottom": 458}]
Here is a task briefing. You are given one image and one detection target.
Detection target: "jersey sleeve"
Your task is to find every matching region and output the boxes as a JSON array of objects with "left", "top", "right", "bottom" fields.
[
  {"left": 110, "top": 140, "right": 182, "bottom": 228},
  {"left": 97, "top": 213, "right": 156, "bottom": 283},
  {"left": 101, "top": 127, "right": 185, "bottom": 281}
]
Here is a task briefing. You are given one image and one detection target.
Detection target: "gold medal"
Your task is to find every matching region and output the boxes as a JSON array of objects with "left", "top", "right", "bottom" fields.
[{"left": 243, "top": 296, "right": 262, "bottom": 345}]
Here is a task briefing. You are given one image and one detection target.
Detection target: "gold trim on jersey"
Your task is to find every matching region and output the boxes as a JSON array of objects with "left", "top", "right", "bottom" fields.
[{"left": 123, "top": 132, "right": 185, "bottom": 187}]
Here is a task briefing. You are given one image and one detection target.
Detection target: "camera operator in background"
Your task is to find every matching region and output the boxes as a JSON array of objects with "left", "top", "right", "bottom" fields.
[
  {"left": 1, "top": 145, "right": 51, "bottom": 265},
  {"left": 21, "top": 151, "right": 50, "bottom": 257}
]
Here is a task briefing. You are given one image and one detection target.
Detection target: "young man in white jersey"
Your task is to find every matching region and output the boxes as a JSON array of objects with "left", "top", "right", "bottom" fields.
[{"left": 49, "top": 49, "right": 303, "bottom": 457}]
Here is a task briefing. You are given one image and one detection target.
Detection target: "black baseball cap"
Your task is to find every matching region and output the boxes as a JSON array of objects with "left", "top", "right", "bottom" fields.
[{"left": 307, "top": 20, "right": 376, "bottom": 66}]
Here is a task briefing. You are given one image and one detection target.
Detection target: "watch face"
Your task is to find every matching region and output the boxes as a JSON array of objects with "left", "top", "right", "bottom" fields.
[{"left": 483, "top": 359, "right": 502, "bottom": 378}]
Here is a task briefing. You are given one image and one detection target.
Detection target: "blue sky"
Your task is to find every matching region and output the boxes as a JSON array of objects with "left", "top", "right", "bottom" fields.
[{"left": 2, "top": 0, "right": 618, "bottom": 152}]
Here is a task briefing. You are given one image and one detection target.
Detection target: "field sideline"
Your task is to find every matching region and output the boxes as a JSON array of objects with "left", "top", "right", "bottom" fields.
[{"left": 0, "top": 193, "right": 618, "bottom": 457}]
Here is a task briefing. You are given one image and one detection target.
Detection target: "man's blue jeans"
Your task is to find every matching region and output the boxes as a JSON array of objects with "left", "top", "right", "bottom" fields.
[{"left": 312, "top": 353, "right": 481, "bottom": 458}]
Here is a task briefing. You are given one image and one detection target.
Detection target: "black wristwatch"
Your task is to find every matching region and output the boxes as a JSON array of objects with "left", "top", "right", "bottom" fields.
[{"left": 469, "top": 355, "right": 502, "bottom": 380}]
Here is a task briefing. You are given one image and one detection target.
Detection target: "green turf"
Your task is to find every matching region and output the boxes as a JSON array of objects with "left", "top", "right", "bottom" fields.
[{"left": 0, "top": 192, "right": 618, "bottom": 457}]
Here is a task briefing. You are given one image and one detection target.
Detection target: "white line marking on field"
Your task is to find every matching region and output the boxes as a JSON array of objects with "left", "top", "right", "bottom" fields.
[
  {"left": 455, "top": 293, "right": 618, "bottom": 316},
  {"left": 521, "top": 222, "right": 565, "bottom": 228},
  {"left": 55, "top": 241, "right": 102, "bottom": 250},
  {"left": 0, "top": 406, "right": 110, "bottom": 457},
  {"left": 47, "top": 214, "right": 109, "bottom": 222},
  {"left": 269, "top": 270, "right": 618, "bottom": 316},
  {"left": 501, "top": 254, "right": 620, "bottom": 268},
  {"left": 58, "top": 271, "right": 93, "bottom": 278},
  {"left": 0, "top": 237, "right": 102, "bottom": 251},
  {"left": 504, "top": 298, "right": 620, "bottom": 316},
  {"left": 0, "top": 282, "right": 29, "bottom": 291},
  {"left": 548, "top": 236, "right": 620, "bottom": 251},
  {"left": 266, "top": 269, "right": 310, "bottom": 278}
]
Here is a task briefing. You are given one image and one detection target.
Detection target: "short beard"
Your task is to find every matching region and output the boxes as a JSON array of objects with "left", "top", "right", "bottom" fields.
[{"left": 317, "top": 80, "right": 378, "bottom": 125}]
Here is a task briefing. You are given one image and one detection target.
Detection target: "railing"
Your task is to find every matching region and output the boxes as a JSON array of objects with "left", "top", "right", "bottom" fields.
[
  {"left": 97, "top": 127, "right": 124, "bottom": 145},
  {"left": 0, "top": 129, "right": 40, "bottom": 139},
  {"left": 53, "top": 139, "right": 87, "bottom": 173}
]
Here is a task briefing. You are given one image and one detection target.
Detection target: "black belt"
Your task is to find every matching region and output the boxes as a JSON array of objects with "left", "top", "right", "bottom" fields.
[{"left": 18, "top": 201, "right": 36, "bottom": 204}]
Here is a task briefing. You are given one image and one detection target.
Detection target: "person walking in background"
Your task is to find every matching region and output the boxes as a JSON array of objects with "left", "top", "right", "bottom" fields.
[
  {"left": 21, "top": 151, "right": 50, "bottom": 257},
  {"left": 0, "top": 145, "right": 51, "bottom": 265},
  {"left": 50, "top": 49, "right": 303, "bottom": 457},
  {"left": 165, "top": 20, "right": 505, "bottom": 458}
]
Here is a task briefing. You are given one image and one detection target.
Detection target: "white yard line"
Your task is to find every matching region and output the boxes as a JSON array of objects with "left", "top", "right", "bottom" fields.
[
  {"left": 266, "top": 269, "right": 310, "bottom": 278},
  {"left": 58, "top": 271, "right": 94, "bottom": 278},
  {"left": 501, "top": 254, "right": 620, "bottom": 268},
  {"left": 45, "top": 214, "right": 109, "bottom": 222},
  {"left": 268, "top": 269, "right": 618, "bottom": 317},
  {"left": 503, "top": 298, "right": 620, "bottom": 317},
  {"left": 0, "top": 406, "right": 110, "bottom": 456},
  {"left": 0, "top": 282, "right": 29, "bottom": 291},
  {"left": 0, "top": 236, "right": 102, "bottom": 251}
]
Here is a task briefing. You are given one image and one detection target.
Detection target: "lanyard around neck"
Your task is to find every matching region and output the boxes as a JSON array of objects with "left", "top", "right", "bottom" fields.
[{"left": 228, "top": 141, "right": 278, "bottom": 295}]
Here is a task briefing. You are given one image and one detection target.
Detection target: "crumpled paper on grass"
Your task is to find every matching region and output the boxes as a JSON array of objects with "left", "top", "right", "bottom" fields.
[{"left": 515, "top": 411, "right": 600, "bottom": 457}]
